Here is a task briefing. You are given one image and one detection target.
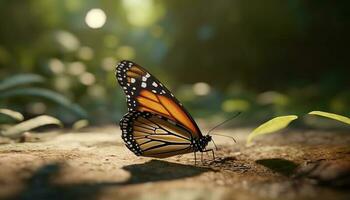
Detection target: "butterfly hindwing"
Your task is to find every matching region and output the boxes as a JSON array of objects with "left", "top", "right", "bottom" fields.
[
  {"left": 116, "top": 60, "right": 202, "bottom": 138},
  {"left": 120, "top": 111, "right": 194, "bottom": 158}
]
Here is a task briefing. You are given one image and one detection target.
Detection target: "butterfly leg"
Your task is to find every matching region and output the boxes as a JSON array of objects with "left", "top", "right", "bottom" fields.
[
  {"left": 194, "top": 152, "right": 197, "bottom": 165},
  {"left": 201, "top": 152, "right": 204, "bottom": 164},
  {"left": 202, "top": 149, "right": 215, "bottom": 161},
  {"left": 211, "top": 149, "right": 216, "bottom": 160}
]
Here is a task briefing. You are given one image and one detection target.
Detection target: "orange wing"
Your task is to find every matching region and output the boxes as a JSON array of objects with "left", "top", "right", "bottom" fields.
[{"left": 116, "top": 60, "right": 202, "bottom": 138}]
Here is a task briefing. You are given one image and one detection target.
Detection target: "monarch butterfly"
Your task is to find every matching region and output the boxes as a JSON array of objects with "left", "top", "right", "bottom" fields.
[{"left": 116, "top": 60, "right": 215, "bottom": 162}]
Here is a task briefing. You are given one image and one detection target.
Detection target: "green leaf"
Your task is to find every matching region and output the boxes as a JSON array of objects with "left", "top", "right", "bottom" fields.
[
  {"left": 0, "top": 108, "right": 24, "bottom": 121},
  {"left": 0, "top": 74, "right": 45, "bottom": 91},
  {"left": 308, "top": 111, "right": 350, "bottom": 125},
  {"left": 1, "top": 115, "right": 62, "bottom": 138},
  {"left": 0, "top": 87, "right": 87, "bottom": 118},
  {"left": 72, "top": 119, "right": 89, "bottom": 130},
  {"left": 247, "top": 115, "right": 298, "bottom": 145}
]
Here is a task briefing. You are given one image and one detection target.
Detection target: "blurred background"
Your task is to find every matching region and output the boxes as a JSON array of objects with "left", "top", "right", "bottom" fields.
[{"left": 0, "top": 0, "right": 349, "bottom": 127}]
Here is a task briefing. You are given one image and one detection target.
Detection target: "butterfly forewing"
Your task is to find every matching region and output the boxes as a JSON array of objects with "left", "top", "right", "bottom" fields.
[{"left": 116, "top": 60, "right": 202, "bottom": 138}]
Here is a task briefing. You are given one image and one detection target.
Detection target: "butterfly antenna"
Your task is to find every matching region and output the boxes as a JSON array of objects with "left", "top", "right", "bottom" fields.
[
  {"left": 207, "top": 112, "right": 241, "bottom": 135},
  {"left": 211, "top": 139, "right": 218, "bottom": 150},
  {"left": 211, "top": 134, "right": 236, "bottom": 143}
]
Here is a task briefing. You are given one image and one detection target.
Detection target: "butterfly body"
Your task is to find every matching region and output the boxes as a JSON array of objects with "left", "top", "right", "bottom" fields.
[{"left": 116, "top": 60, "right": 212, "bottom": 158}]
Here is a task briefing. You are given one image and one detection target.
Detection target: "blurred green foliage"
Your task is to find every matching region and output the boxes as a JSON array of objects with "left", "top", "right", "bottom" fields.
[{"left": 0, "top": 0, "right": 349, "bottom": 126}]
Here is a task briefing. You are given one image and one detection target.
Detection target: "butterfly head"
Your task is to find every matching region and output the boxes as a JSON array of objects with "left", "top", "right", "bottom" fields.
[
  {"left": 204, "top": 135, "right": 212, "bottom": 142},
  {"left": 194, "top": 135, "right": 212, "bottom": 152}
]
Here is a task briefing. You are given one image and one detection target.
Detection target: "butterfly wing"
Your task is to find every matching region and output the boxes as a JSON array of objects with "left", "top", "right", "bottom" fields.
[
  {"left": 116, "top": 60, "right": 202, "bottom": 138},
  {"left": 120, "top": 111, "right": 194, "bottom": 158}
]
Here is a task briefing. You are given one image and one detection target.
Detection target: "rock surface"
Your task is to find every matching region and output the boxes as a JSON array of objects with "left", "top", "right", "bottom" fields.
[{"left": 0, "top": 126, "right": 349, "bottom": 200}]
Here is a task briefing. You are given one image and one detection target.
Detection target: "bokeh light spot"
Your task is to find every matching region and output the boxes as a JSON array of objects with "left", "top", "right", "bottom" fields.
[
  {"left": 67, "top": 62, "right": 86, "bottom": 76},
  {"left": 64, "top": 0, "right": 82, "bottom": 12},
  {"left": 77, "top": 46, "right": 94, "bottom": 60},
  {"left": 122, "top": 0, "right": 161, "bottom": 27},
  {"left": 48, "top": 58, "right": 65, "bottom": 74},
  {"left": 88, "top": 85, "right": 106, "bottom": 99},
  {"left": 79, "top": 72, "right": 96, "bottom": 85},
  {"left": 222, "top": 99, "right": 250, "bottom": 112},
  {"left": 257, "top": 91, "right": 288, "bottom": 106},
  {"left": 54, "top": 76, "right": 71, "bottom": 91},
  {"left": 102, "top": 57, "right": 117, "bottom": 71},
  {"left": 192, "top": 82, "right": 211, "bottom": 96},
  {"left": 26, "top": 102, "right": 47, "bottom": 115},
  {"left": 54, "top": 30, "right": 80, "bottom": 52},
  {"left": 85, "top": 8, "right": 106, "bottom": 29}
]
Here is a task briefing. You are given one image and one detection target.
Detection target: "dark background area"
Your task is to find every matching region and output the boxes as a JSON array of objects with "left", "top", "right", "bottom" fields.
[{"left": 0, "top": 0, "right": 349, "bottom": 126}]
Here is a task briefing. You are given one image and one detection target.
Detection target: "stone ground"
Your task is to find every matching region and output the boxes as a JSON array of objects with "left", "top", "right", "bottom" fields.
[{"left": 0, "top": 126, "right": 349, "bottom": 200}]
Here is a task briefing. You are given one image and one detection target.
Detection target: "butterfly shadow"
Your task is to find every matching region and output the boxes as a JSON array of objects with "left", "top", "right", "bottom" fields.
[
  {"left": 11, "top": 160, "right": 211, "bottom": 200},
  {"left": 256, "top": 158, "right": 299, "bottom": 177},
  {"left": 121, "top": 159, "right": 211, "bottom": 184}
]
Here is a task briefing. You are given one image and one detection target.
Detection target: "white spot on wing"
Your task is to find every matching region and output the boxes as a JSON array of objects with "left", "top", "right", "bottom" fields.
[{"left": 141, "top": 82, "right": 147, "bottom": 88}]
